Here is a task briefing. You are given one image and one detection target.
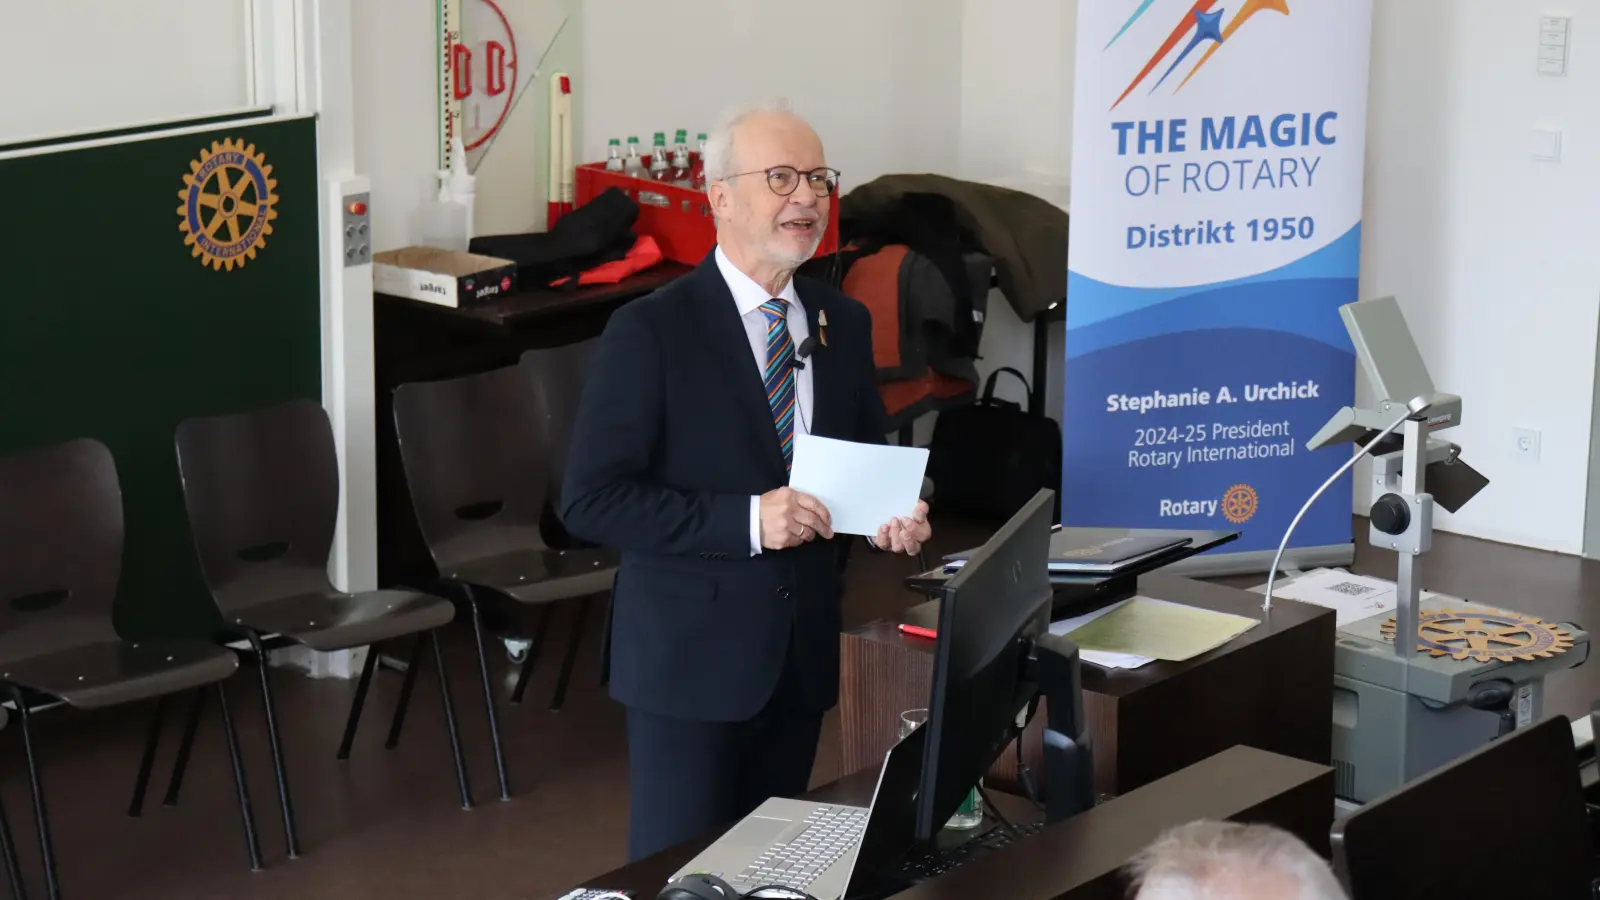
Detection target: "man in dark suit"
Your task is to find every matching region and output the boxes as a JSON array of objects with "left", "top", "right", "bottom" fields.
[{"left": 561, "top": 100, "right": 932, "bottom": 862}]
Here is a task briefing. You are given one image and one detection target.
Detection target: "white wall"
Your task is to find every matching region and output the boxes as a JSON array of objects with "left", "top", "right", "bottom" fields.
[
  {"left": 953, "top": 0, "right": 1078, "bottom": 429},
  {"left": 1, "top": 0, "right": 255, "bottom": 144},
  {"left": 353, "top": 0, "right": 580, "bottom": 253},
  {"left": 1356, "top": 1, "right": 1600, "bottom": 553},
  {"left": 580, "top": 0, "right": 962, "bottom": 191}
]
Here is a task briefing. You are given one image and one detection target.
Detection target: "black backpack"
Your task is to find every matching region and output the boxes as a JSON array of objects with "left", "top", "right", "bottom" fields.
[{"left": 925, "top": 367, "right": 1062, "bottom": 522}]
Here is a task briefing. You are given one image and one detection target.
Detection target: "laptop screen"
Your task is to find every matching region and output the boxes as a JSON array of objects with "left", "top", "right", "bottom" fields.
[{"left": 840, "top": 724, "right": 927, "bottom": 898}]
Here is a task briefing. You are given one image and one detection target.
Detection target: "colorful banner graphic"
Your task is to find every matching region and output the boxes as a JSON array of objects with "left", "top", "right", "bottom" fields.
[{"left": 1064, "top": 0, "right": 1374, "bottom": 554}]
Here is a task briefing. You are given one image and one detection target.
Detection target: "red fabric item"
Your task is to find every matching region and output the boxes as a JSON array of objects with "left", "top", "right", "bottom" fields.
[
  {"left": 841, "top": 244, "right": 909, "bottom": 370},
  {"left": 549, "top": 234, "right": 663, "bottom": 287},
  {"left": 841, "top": 242, "right": 977, "bottom": 421}
]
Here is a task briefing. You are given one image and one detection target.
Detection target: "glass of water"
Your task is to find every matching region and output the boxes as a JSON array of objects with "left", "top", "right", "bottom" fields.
[{"left": 898, "top": 708, "right": 984, "bottom": 830}]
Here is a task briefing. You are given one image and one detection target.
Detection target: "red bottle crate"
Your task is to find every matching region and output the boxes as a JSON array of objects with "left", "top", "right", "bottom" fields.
[{"left": 573, "top": 154, "right": 840, "bottom": 267}]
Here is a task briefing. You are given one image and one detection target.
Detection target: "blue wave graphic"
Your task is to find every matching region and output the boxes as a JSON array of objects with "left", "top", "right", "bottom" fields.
[
  {"left": 1066, "top": 222, "right": 1363, "bottom": 331},
  {"left": 1065, "top": 276, "right": 1357, "bottom": 359},
  {"left": 1061, "top": 327, "right": 1356, "bottom": 553}
]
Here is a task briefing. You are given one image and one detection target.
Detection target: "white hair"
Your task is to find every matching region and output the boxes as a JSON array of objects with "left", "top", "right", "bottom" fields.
[
  {"left": 701, "top": 97, "right": 802, "bottom": 184},
  {"left": 1127, "top": 821, "right": 1348, "bottom": 900}
]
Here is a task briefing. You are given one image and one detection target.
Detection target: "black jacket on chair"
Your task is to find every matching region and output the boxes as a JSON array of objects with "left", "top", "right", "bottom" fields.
[{"left": 560, "top": 251, "right": 889, "bottom": 724}]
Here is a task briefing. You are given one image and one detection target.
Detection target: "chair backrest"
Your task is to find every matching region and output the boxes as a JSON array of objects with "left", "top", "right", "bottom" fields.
[
  {"left": 174, "top": 399, "right": 339, "bottom": 614},
  {"left": 392, "top": 362, "right": 549, "bottom": 571},
  {"left": 0, "top": 438, "right": 122, "bottom": 662},
  {"left": 519, "top": 339, "right": 598, "bottom": 488}
]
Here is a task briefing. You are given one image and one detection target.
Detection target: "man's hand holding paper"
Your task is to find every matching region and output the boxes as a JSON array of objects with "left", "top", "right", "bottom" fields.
[{"left": 788, "top": 433, "right": 932, "bottom": 555}]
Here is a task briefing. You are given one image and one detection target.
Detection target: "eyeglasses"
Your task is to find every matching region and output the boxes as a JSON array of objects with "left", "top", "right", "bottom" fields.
[{"left": 724, "top": 166, "right": 841, "bottom": 197}]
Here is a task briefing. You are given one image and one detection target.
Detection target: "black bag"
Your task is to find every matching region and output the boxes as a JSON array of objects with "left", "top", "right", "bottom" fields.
[
  {"left": 468, "top": 186, "right": 639, "bottom": 288},
  {"left": 925, "top": 367, "right": 1062, "bottom": 522}
]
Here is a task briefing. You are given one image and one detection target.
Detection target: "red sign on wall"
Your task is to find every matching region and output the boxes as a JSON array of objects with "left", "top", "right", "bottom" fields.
[{"left": 456, "top": 0, "right": 518, "bottom": 155}]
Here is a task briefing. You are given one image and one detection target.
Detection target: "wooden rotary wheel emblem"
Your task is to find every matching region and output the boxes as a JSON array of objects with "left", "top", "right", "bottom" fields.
[{"left": 1380, "top": 610, "right": 1574, "bottom": 663}]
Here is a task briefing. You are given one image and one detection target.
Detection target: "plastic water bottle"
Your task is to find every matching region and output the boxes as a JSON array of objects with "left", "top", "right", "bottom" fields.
[
  {"left": 623, "top": 136, "right": 647, "bottom": 179},
  {"left": 604, "top": 138, "right": 624, "bottom": 171},
  {"left": 445, "top": 134, "right": 476, "bottom": 243},
  {"left": 649, "top": 132, "right": 671, "bottom": 181},
  {"left": 671, "top": 129, "right": 692, "bottom": 185},
  {"left": 420, "top": 179, "right": 469, "bottom": 252},
  {"left": 693, "top": 132, "right": 708, "bottom": 190}
]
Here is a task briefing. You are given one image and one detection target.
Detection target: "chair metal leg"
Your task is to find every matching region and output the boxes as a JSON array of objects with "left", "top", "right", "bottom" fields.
[
  {"left": 509, "top": 605, "right": 553, "bottom": 706},
  {"left": 337, "top": 645, "right": 380, "bottom": 760},
  {"left": 0, "top": 777, "right": 27, "bottom": 900},
  {"left": 128, "top": 693, "right": 171, "bottom": 817},
  {"left": 551, "top": 599, "right": 592, "bottom": 712},
  {"left": 466, "top": 588, "right": 511, "bottom": 801},
  {"left": 214, "top": 681, "right": 263, "bottom": 872},
  {"left": 429, "top": 630, "right": 473, "bottom": 810},
  {"left": 247, "top": 633, "right": 300, "bottom": 859},
  {"left": 163, "top": 688, "right": 206, "bottom": 807},
  {"left": 384, "top": 636, "right": 425, "bottom": 750},
  {"left": 10, "top": 687, "right": 58, "bottom": 900}
]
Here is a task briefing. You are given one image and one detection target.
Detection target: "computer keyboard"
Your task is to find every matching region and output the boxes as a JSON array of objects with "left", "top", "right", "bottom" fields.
[
  {"left": 896, "top": 822, "right": 1046, "bottom": 880},
  {"left": 730, "top": 804, "right": 869, "bottom": 892}
]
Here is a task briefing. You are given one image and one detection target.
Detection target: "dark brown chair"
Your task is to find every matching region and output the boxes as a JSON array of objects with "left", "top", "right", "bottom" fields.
[
  {"left": 511, "top": 341, "right": 615, "bottom": 709},
  {"left": 0, "top": 438, "right": 259, "bottom": 900},
  {"left": 173, "top": 399, "right": 472, "bottom": 858},
  {"left": 392, "top": 360, "right": 618, "bottom": 802}
]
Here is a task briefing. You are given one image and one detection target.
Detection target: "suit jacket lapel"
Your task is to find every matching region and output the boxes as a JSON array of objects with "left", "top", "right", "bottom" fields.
[
  {"left": 800, "top": 287, "right": 849, "bottom": 440},
  {"left": 690, "top": 256, "right": 789, "bottom": 479}
]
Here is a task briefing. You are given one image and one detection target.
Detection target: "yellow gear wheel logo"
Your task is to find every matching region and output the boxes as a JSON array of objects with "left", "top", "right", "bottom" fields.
[
  {"left": 1221, "top": 483, "right": 1258, "bottom": 524},
  {"left": 176, "top": 138, "right": 279, "bottom": 271},
  {"left": 1381, "top": 610, "right": 1574, "bottom": 663}
]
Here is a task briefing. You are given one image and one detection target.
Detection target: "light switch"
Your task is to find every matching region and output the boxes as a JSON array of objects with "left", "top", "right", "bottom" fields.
[
  {"left": 1539, "top": 15, "right": 1571, "bottom": 76},
  {"left": 1532, "top": 128, "right": 1563, "bottom": 161}
]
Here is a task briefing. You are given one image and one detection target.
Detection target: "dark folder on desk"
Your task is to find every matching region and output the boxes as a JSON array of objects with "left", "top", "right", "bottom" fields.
[{"left": 943, "top": 528, "right": 1192, "bottom": 574}]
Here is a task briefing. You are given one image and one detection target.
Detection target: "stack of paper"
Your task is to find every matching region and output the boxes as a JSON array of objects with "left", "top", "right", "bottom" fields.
[
  {"left": 1050, "top": 596, "right": 1259, "bottom": 668},
  {"left": 1049, "top": 601, "right": 1155, "bottom": 669}
]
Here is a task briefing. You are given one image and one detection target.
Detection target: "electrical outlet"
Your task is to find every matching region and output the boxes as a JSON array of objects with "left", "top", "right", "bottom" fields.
[{"left": 1514, "top": 426, "right": 1542, "bottom": 462}]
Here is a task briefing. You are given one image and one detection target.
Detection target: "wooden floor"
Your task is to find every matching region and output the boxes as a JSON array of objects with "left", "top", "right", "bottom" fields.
[{"left": 2, "top": 516, "right": 1596, "bottom": 900}]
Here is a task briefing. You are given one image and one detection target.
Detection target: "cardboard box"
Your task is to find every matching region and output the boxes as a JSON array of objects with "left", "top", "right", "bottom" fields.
[{"left": 372, "top": 246, "right": 518, "bottom": 308}]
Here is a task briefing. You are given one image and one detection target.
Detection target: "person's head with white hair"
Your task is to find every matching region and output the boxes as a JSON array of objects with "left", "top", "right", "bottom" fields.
[
  {"left": 702, "top": 98, "right": 840, "bottom": 296},
  {"left": 1126, "top": 820, "right": 1348, "bottom": 900}
]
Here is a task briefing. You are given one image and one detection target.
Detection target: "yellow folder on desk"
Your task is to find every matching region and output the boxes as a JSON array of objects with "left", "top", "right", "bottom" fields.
[{"left": 1064, "top": 596, "right": 1259, "bottom": 662}]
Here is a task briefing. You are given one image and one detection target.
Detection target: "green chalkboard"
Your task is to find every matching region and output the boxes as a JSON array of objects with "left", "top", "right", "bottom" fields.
[{"left": 0, "top": 115, "right": 322, "bottom": 640}]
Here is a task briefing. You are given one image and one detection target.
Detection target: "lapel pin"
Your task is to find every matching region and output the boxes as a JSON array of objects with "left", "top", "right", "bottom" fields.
[{"left": 818, "top": 310, "right": 828, "bottom": 346}]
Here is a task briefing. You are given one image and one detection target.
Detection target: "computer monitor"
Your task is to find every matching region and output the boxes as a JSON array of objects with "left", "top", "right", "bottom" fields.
[
  {"left": 914, "top": 488, "right": 1058, "bottom": 841},
  {"left": 1331, "top": 714, "right": 1593, "bottom": 899}
]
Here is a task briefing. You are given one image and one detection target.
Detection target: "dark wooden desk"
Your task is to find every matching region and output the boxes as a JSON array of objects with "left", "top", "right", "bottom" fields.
[
  {"left": 840, "top": 574, "right": 1335, "bottom": 799},
  {"left": 374, "top": 263, "right": 690, "bottom": 586},
  {"left": 556, "top": 745, "right": 1333, "bottom": 900}
]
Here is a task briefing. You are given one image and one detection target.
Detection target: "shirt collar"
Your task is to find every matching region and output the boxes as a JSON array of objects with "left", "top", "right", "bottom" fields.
[{"left": 715, "top": 244, "right": 802, "bottom": 317}]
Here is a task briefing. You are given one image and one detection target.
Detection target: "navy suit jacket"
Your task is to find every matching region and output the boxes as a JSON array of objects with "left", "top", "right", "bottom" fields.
[{"left": 560, "top": 251, "right": 889, "bottom": 723}]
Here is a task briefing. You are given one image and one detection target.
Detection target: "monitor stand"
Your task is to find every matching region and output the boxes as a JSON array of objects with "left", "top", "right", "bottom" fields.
[{"left": 1026, "top": 632, "right": 1095, "bottom": 823}]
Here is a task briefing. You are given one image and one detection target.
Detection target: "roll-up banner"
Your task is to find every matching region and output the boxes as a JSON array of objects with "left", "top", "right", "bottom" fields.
[{"left": 1062, "top": 0, "right": 1374, "bottom": 575}]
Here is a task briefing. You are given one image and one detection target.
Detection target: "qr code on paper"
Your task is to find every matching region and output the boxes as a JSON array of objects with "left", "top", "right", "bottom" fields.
[{"left": 1327, "top": 581, "right": 1377, "bottom": 597}]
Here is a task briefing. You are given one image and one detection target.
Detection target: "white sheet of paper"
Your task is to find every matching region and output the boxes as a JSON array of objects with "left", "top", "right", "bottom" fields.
[
  {"left": 788, "top": 433, "right": 929, "bottom": 536},
  {"left": 1260, "top": 568, "right": 1400, "bottom": 627}
]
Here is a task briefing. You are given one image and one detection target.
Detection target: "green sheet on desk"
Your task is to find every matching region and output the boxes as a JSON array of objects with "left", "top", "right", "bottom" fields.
[{"left": 1066, "top": 597, "right": 1259, "bottom": 662}]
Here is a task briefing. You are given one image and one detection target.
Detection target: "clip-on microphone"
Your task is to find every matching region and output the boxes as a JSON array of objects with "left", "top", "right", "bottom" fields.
[
  {"left": 792, "top": 335, "right": 818, "bottom": 370},
  {"left": 789, "top": 335, "right": 818, "bottom": 434}
]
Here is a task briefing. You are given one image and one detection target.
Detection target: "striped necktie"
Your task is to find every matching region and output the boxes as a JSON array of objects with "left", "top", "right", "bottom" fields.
[{"left": 759, "top": 298, "right": 797, "bottom": 473}]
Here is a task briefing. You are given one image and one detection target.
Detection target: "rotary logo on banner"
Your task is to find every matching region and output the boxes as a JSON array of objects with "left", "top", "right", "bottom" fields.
[{"left": 1063, "top": 0, "right": 1374, "bottom": 560}]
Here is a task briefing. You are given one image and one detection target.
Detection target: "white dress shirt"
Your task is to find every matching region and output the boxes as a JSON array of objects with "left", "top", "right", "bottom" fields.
[{"left": 714, "top": 245, "right": 813, "bottom": 555}]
